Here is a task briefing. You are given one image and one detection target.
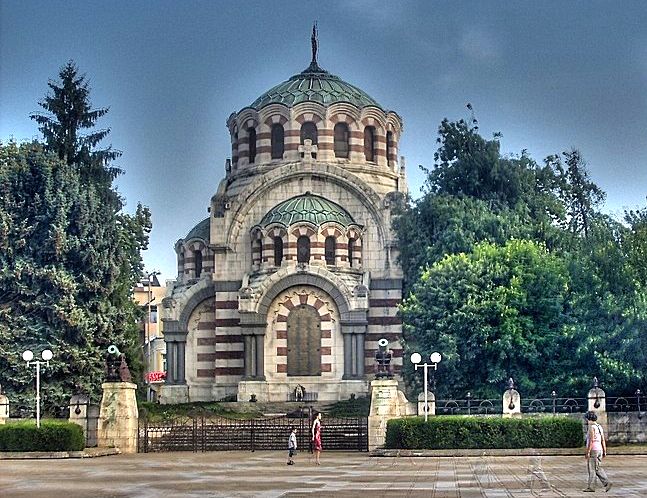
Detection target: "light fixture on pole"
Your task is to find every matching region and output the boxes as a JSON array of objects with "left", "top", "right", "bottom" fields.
[
  {"left": 22, "top": 349, "right": 53, "bottom": 428},
  {"left": 144, "top": 270, "right": 160, "bottom": 402},
  {"left": 410, "top": 351, "right": 442, "bottom": 422}
]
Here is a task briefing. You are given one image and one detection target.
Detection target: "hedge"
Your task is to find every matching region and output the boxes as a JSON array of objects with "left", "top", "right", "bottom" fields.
[
  {"left": 385, "top": 416, "right": 584, "bottom": 449},
  {"left": 0, "top": 420, "right": 84, "bottom": 452}
]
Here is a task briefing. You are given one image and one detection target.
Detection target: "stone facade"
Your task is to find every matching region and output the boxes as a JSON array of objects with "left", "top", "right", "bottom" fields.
[{"left": 162, "top": 40, "right": 406, "bottom": 404}]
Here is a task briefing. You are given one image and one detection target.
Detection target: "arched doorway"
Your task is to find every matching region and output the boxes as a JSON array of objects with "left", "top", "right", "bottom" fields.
[{"left": 287, "top": 304, "right": 321, "bottom": 376}]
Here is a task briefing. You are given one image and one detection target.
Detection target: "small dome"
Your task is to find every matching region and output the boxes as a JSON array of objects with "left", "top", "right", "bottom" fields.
[
  {"left": 260, "top": 192, "right": 357, "bottom": 228},
  {"left": 184, "top": 218, "right": 210, "bottom": 242},
  {"left": 249, "top": 62, "right": 382, "bottom": 110}
]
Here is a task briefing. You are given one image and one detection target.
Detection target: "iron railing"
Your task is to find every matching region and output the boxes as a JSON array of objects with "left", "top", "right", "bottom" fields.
[{"left": 138, "top": 408, "right": 368, "bottom": 453}]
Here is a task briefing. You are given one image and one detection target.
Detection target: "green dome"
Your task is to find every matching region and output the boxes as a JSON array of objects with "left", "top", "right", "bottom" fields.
[
  {"left": 260, "top": 192, "right": 357, "bottom": 228},
  {"left": 184, "top": 218, "right": 210, "bottom": 242},
  {"left": 249, "top": 62, "right": 382, "bottom": 110}
]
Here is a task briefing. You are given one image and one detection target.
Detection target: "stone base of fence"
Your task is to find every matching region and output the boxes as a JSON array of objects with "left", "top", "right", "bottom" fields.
[{"left": 97, "top": 382, "right": 138, "bottom": 453}]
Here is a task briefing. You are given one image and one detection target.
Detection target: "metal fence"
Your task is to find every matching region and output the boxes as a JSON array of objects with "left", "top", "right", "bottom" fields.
[
  {"left": 434, "top": 392, "right": 644, "bottom": 417},
  {"left": 138, "top": 408, "right": 368, "bottom": 453}
]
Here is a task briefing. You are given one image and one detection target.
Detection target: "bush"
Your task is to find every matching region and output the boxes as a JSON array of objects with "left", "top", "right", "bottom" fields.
[
  {"left": 0, "top": 420, "right": 85, "bottom": 452},
  {"left": 385, "top": 416, "right": 583, "bottom": 449}
]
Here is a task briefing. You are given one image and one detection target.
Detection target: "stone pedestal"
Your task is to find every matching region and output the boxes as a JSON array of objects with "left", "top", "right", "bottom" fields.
[
  {"left": 368, "top": 379, "right": 415, "bottom": 451},
  {"left": 0, "top": 392, "right": 8, "bottom": 424},
  {"left": 417, "top": 391, "right": 436, "bottom": 416},
  {"left": 159, "top": 384, "right": 189, "bottom": 404},
  {"left": 503, "top": 389, "right": 521, "bottom": 418},
  {"left": 588, "top": 386, "right": 607, "bottom": 432},
  {"left": 97, "top": 382, "right": 138, "bottom": 453}
]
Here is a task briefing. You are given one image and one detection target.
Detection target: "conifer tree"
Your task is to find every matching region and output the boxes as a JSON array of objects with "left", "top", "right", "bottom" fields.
[{"left": 0, "top": 62, "right": 151, "bottom": 410}]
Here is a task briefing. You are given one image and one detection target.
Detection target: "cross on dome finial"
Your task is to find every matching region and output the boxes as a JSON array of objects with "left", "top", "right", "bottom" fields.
[{"left": 311, "top": 21, "right": 318, "bottom": 64}]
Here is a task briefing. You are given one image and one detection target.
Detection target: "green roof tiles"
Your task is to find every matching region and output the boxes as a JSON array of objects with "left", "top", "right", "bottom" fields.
[
  {"left": 184, "top": 218, "right": 210, "bottom": 242},
  {"left": 260, "top": 192, "right": 358, "bottom": 228},
  {"left": 249, "top": 62, "right": 382, "bottom": 110}
]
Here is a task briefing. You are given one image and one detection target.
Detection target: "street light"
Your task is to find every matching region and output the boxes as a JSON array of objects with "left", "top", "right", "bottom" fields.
[
  {"left": 411, "top": 351, "right": 442, "bottom": 422},
  {"left": 144, "top": 270, "right": 160, "bottom": 401},
  {"left": 22, "top": 349, "right": 53, "bottom": 428}
]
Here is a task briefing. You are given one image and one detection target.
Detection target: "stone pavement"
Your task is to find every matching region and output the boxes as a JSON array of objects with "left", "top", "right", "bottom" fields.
[{"left": 1, "top": 451, "right": 646, "bottom": 497}]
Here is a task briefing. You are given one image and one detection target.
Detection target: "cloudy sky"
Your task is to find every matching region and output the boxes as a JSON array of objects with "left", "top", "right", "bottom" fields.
[{"left": 2, "top": 1, "right": 646, "bottom": 280}]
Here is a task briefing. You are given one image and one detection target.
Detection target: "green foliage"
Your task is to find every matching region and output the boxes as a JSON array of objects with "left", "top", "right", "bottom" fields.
[
  {"left": 0, "top": 62, "right": 151, "bottom": 409},
  {"left": 325, "top": 396, "right": 370, "bottom": 417},
  {"left": 385, "top": 416, "right": 583, "bottom": 449},
  {"left": 395, "top": 117, "right": 646, "bottom": 398},
  {"left": 0, "top": 420, "right": 84, "bottom": 451},
  {"left": 401, "top": 240, "right": 571, "bottom": 397},
  {"left": 30, "top": 61, "right": 122, "bottom": 194}
]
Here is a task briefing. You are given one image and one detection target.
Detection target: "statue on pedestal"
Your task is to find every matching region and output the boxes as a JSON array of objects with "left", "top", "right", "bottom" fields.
[{"left": 374, "top": 338, "right": 393, "bottom": 379}]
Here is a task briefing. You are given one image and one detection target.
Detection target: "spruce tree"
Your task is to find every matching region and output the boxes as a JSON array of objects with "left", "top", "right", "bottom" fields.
[{"left": 0, "top": 62, "right": 151, "bottom": 411}]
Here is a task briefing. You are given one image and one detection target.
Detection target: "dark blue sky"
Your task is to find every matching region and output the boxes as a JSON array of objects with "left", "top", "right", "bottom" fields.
[{"left": 2, "top": 1, "right": 646, "bottom": 280}]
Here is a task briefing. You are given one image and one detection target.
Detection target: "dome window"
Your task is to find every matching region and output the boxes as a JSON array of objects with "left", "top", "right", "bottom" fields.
[
  {"left": 386, "top": 131, "right": 394, "bottom": 165},
  {"left": 325, "top": 236, "right": 336, "bottom": 266},
  {"left": 364, "top": 126, "right": 376, "bottom": 162},
  {"left": 297, "top": 235, "right": 310, "bottom": 263},
  {"left": 347, "top": 238, "right": 355, "bottom": 267},
  {"left": 300, "top": 122, "right": 318, "bottom": 145},
  {"left": 274, "top": 236, "right": 284, "bottom": 266},
  {"left": 271, "top": 124, "right": 284, "bottom": 160},
  {"left": 194, "top": 250, "right": 203, "bottom": 278},
  {"left": 248, "top": 127, "right": 257, "bottom": 163},
  {"left": 334, "top": 123, "right": 349, "bottom": 158}
]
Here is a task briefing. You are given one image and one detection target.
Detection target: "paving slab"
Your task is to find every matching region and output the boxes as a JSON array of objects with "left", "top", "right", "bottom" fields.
[{"left": 1, "top": 451, "right": 645, "bottom": 497}]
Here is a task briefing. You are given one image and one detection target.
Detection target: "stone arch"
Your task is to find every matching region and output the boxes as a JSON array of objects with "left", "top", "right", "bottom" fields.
[
  {"left": 178, "top": 281, "right": 217, "bottom": 332},
  {"left": 256, "top": 272, "right": 351, "bottom": 319},
  {"left": 225, "top": 163, "right": 387, "bottom": 248}
]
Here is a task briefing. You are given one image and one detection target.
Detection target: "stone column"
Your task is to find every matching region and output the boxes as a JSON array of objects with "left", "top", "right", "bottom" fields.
[
  {"left": 342, "top": 333, "right": 352, "bottom": 379},
  {"left": 243, "top": 335, "right": 254, "bottom": 378},
  {"left": 588, "top": 377, "right": 607, "bottom": 431},
  {"left": 418, "top": 391, "right": 436, "bottom": 416},
  {"left": 97, "top": 382, "right": 138, "bottom": 453},
  {"left": 166, "top": 342, "right": 176, "bottom": 382},
  {"left": 68, "top": 394, "right": 89, "bottom": 442},
  {"left": 255, "top": 334, "right": 265, "bottom": 379},
  {"left": 502, "top": 378, "right": 521, "bottom": 418},
  {"left": 177, "top": 342, "right": 186, "bottom": 384},
  {"left": 356, "top": 334, "right": 365, "bottom": 377}
]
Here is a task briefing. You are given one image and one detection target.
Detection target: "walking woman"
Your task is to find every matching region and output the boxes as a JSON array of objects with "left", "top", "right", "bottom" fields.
[
  {"left": 583, "top": 411, "right": 612, "bottom": 492},
  {"left": 311, "top": 412, "right": 322, "bottom": 465}
]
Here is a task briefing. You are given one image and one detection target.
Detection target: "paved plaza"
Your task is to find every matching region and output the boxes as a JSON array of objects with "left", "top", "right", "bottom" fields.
[{"left": 1, "top": 452, "right": 646, "bottom": 497}]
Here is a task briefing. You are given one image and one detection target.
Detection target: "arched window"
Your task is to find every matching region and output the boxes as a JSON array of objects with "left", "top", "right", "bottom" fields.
[
  {"left": 271, "top": 124, "right": 284, "bottom": 159},
  {"left": 273, "top": 236, "right": 283, "bottom": 266},
  {"left": 364, "top": 126, "right": 376, "bottom": 162},
  {"left": 248, "top": 127, "right": 257, "bottom": 163},
  {"left": 334, "top": 123, "right": 349, "bottom": 158},
  {"left": 194, "top": 250, "right": 203, "bottom": 278},
  {"left": 300, "top": 122, "right": 318, "bottom": 145},
  {"left": 297, "top": 236, "right": 310, "bottom": 263},
  {"left": 347, "top": 238, "right": 355, "bottom": 268},
  {"left": 325, "top": 236, "right": 336, "bottom": 265},
  {"left": 386, "top": 131, "right": 393, "bottom": 164}
]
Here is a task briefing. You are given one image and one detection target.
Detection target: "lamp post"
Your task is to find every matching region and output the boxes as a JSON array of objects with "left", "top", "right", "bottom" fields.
[
  {"left": 144, "top": 270, "right": 160, "bottom": 402},
  {"left": 22, "top": 349, "right": 53, "bottom": 428},
  {"left": 410, "top": 351, "right": 442, "bottom": 422}
]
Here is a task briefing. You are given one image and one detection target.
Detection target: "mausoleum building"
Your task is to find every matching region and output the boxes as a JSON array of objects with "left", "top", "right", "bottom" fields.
[{"left": 161, "top": 33, "right": 407, "bottom": 403}]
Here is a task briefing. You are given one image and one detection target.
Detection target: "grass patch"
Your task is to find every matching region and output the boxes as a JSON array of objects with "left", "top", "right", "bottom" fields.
[
  {"left": 139, "top": 401, "right": 262, "bottom": 420},
  {"left": 325, "top": 396, "right": 370, "bottom": 417}
]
